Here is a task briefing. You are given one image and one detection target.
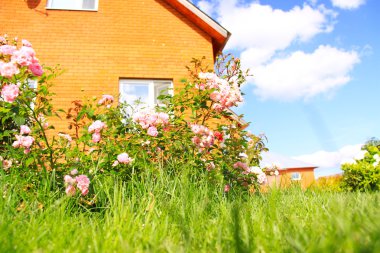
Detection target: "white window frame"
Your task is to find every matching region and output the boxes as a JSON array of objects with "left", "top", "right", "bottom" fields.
[
  {"left": 28, "top": 79, "right": 38, "bottom": 110},
  {"left": 119, "top": 79, "right": 173, "bottom": 108},
  {"left": 46, "top": 0, "right": 99, "bottom": 11},
  {"left": 291, "top": 172, "right": 301, "bottom": 181}
]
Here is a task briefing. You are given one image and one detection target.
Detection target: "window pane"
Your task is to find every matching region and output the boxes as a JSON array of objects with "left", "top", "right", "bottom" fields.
[
  {"left": 154, "top": 82, "right": 171, "bottom": 104},
  {"left": 82, "top": 0, "right": 95, "bottom": 9},
  {"left": 28, "top": 79, "right": 38, "bottom": 89},
  {"left": 50, "top": 0, "right": 83, "bottom": 9},
  {"left": 120, "top": 83, "right": 150, "bottom": 105},
  {"left": 291, "top": 173, "right": 301, "bottom": 180}
]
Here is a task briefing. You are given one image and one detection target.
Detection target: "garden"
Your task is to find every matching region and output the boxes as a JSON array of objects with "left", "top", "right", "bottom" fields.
[{"left": 1, "top": 35, "right": 380, "bottom": 252}]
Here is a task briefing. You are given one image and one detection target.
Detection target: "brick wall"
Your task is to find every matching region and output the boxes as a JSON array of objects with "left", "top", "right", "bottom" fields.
[{"left": 1, "top": 0, "right": 215, "bottom": 130}]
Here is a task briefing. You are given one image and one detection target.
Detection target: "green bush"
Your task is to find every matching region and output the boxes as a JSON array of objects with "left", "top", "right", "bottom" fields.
[{"left": 341, "top": 143, "right": 380, "bottom": 192}]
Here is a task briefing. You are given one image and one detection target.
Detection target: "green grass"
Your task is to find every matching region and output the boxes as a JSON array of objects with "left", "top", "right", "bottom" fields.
[{"left": 1, "top": 167, "right": 380, "bottom": 253}]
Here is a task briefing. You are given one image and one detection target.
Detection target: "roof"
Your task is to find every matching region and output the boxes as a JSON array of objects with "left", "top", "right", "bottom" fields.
[
  {"left": 164, "top": 0, "right": 231, "bottom": 55},
  {"left": 260, "top": 152, "right": 318, "bottom": 170},
  {"left": 225, "top": 108, "right": 249, "bottom": 129}
]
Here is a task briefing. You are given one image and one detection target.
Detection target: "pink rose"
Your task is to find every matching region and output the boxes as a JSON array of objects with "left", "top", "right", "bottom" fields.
[
  {"left": 11, "top": 46, "right": 35, "bottom": 66},
  {"left": 80, "top": 187, "right": 89, "bottom": 196},
  {"left": 29, "top": 61, "right": 43, "bottom": 76},
  {"left": 64, "top": 175, "right": 76, "bottom": 185},
  {"left": 12, "top": 135, "right": 34, "bottom": 151},
  {"left": 0, "top": 62, "right": 20, "bottom": 78},
  {"left": 88, "top": 120, "right": 106, "bottom": 133},
  {"left": 233, "top": 162, "right": 249, "bottom": 171},
  {"left": 157, "top": 112, "right": 169, "bottom": 124},
  {"left": 70, "top": 169, "right": 78, "bottom": 175},
  {"left": 98, "top": 94, "right": 114, "bottom": 105},
  {"left": 22, "top": 39, "right": 32, "bottom": 47},
  {"left": 210, "top": 92, "right": 221, "bottom": 102},
  {"left": 92, "top": 132, "right": 101, "bottom": 143},
  {"left": 65, "top": 185, "right": 76, "bottom": 196},
  {"left": 1, "top": 84, "right": 19, "bottom": 103},
  {"left": 147, "top": 126, "right": 158, "bottom": 137},
  {"left": 21, "top": 136, "right": 34, "bottom": 148},
  {"left": 224, "top": 184, "right": 231, "bottom": 192},
  {"left": 0, "top": 45, "right": 16, "bottom": 56},
  {"left": 75, "top": 175, "right": 90, "bottom": 196},
  {"left": 117, "top": 153, "right": 133, "bottom": 164},
  {"left": 20, "top": 125, "right": 31, "bottom": 135},
  {"left": 2, "top": 159, "right": 13, "bottom": 170}
]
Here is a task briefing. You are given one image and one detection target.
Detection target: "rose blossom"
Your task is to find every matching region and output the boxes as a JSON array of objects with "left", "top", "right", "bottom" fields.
[
  {"left": 98, "top": 94, "right": 114, "bottom": 107},
  {"left": 116, "top": 153, "right": 133, "bottom": 165},
  {"left": 0, "top": 45, "right": 16, "bottom": 56},
  {"left": 190, "top": 124, "right": 214, "bottom": 149},
  {"left": 88, "top": 120, "right": 106, "bottom": 133},
  {"left": 2, "top": 159, "right": 12, "bottom": 170},
  {"left": 0, "top": 61, "right": 20, "bottom": 78},
  {"left": 11, "top": 46, "right": 35, "bottom": 66},
  {"left": 224, "top": 184, "right": 231, "bottom": 192},
  {"left": 20, "top": 125, "right": 31, "bottom": 135},
  {"left": 92, "top": 132, "right": 101, "bottom": 143},
  {"left": 76, "top": 175, "right": 90, "bottom": 196},
  {"left": 12, "top": 135, "right": 34, "bottom": 151},
  {"left": 1, "top": 84, "right": 20, "bottom": 103},
  {"left": 257, "top": 173, "right": 267, "bottom": 184},
  {"left": 214, "top": 131, "right": 223, "bottom": 141},
  {"left": 29, "top": 61, "right": 43, "bottom": 76},
  {"left": 233, "top": 162, "right": 249, "bottom": 171},
  {"left": 65, "top": 185, "right": 76, "bottom": 196},
  {"left": 133, "top": 110, "right": 169, "bottom": 132},
  {"left": 22, "top": 39, "right": 32, "bottom": 47},
  {"left": 147, "top": 126, "right": 158, "bottom": 137},
  {"left": 64, "top": 175, "right": 76, "bottom": 185}
]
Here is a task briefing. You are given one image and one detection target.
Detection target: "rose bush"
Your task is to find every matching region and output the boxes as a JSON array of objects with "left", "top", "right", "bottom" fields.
[{"left": 0, "top": 36, "right": 268, "bottom": 204}]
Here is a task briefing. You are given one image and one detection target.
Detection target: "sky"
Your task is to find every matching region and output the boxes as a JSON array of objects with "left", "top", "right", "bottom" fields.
[{"left": 193, "top": 0, "right": 380, "bottom": 177}]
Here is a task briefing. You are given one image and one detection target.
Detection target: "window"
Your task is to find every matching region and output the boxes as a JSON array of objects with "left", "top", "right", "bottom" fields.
[
  {"left": 119, "top": 79, "right": 173, "bottom": 108},
  {"left": 291, "top": 172, "right": 301, "bottom": 181},
  {"left": 46, "top": 0, "right": 98, "bottom": 11},
  {"left": 28, "top": 79, "right": 38, "bottom": 90},
  {"left": 28, "top": 79, "right": 38, "bottom": 110}
]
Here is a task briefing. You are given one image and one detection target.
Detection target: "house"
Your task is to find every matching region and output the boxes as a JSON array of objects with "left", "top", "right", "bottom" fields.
[
  {"left": 261, "top": 152, "right": 317, "bottom": 188},
  {"left": 1, "top": 0, "right": 231, "bottom": 129}
]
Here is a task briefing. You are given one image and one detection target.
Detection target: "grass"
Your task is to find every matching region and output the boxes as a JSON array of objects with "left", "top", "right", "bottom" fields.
[{"left": 1, "top": 166, "right": 380, "bottom": 253}]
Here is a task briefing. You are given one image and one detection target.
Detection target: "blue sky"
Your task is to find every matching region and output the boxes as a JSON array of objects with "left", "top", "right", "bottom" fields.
[{"left": 193, "top": 0, "right": 379, "bottom": 176}]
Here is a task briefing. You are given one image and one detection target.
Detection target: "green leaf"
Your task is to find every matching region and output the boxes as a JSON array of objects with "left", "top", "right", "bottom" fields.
[
  {"left": 25, "top": 157, "right": 34, "bottom": 167},
  {"left": 13, "top": 116, "right": 25, "bottom": 126}
]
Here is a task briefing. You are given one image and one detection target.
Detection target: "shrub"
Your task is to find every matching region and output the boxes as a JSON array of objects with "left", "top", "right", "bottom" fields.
[{"left": 341, "top": 142, "right": 380, "bottom": 192}]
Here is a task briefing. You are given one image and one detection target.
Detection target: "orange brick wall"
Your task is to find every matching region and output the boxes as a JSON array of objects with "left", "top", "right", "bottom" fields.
[
  {"left": 1, "top": 0, "right": 215, "bottom": 130},
  {"left": 280, "top": 169, "right": 315, "bottom": 188}
]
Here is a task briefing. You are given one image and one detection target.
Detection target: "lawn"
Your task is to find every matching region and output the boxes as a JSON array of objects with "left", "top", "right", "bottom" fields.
[{"left": 1, "top": 168, "right": 380, "bottom": 253}]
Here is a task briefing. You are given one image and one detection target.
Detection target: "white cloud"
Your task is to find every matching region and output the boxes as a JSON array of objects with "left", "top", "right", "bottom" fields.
[
  {"left": 198, "top": 0, "right": 361, "bottom": 101},
  {"left": 293, "top": 143, "right": 363, "bottom": 169},
  {"left": 252, "top": 45, "right": 360, "bottom": 100},
  {"left": 331, "top": 0, "right": 366, "bottom": 10},
  {"left": 216, "top": 1, "right": 336, "bottom": 52}
]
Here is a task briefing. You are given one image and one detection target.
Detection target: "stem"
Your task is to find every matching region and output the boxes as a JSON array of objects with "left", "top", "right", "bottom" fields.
[
  {"left": 24, "top": 101, "right": 55, "bottom": 171},
  {"left": 201, "top": 101, "right": 214, "bottom": 125}
]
